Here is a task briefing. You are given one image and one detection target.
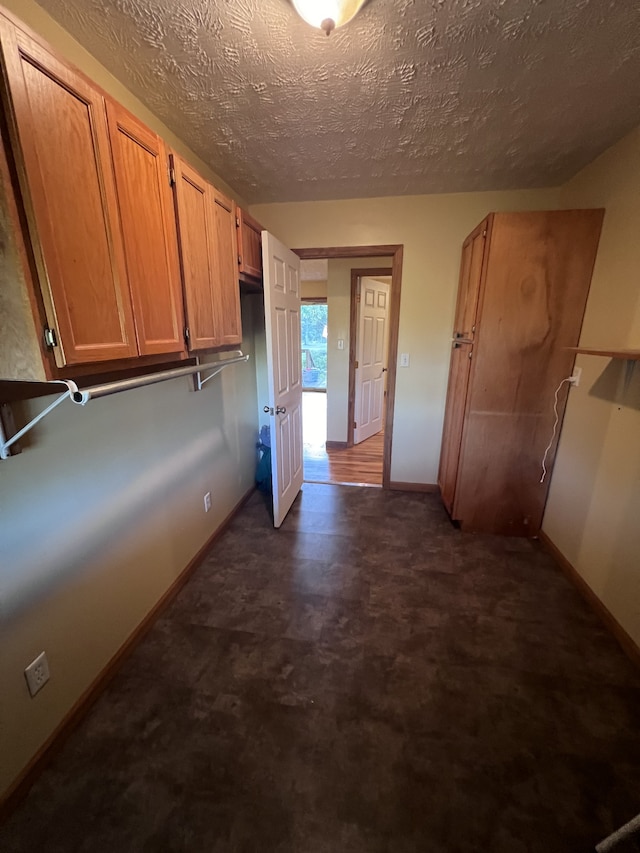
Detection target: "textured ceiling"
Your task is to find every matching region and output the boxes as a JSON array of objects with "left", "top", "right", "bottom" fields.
[{"left": 36, "top": 0, "right": 640, "bottom": 203}]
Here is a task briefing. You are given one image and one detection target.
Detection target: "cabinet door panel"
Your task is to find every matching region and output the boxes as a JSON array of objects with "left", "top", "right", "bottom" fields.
[
  {"left": 438, "top": 341, "right": 472, "bottom": 513},
  {"left": 213, "top": 190, "right": 242, "bottom": 346},
  {"left": 452, "top": 219, "right": 487, "bottom": 341},
  {"left": 171, "top": 155, "right": 216, "bottom": 350},
  {"left": 106, "top": 101, "right": 184, "bottom": 356},
  {"left": 0, "top": 20, "right": 137, "bottom": 365}
]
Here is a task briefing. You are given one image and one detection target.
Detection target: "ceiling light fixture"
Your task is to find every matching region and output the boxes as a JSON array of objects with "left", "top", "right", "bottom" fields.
[{"left": 292, "top": 0, "right": 367, "bottom": 36}]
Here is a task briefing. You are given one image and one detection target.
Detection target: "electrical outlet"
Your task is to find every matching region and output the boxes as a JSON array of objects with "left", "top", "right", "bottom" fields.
[
  {"left": 399, "top": 352, "right": 410, "bottom": 368},
  {"left": 25, "top": 651, "right": 50, "bottom": 697},
  {"left": 204, "top": 491, "right": 212, "bottom": 512},
  {"left": 570, "top": 367, "right": 582, "bottom": 387}
]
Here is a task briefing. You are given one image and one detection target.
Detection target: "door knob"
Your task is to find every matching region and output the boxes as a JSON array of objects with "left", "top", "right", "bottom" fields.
[
  {"left": 382, "top": 367, "right": 388, "bottom": 373},
  {"left": 276, "top": 405, "right": 286, "bottom": 414}
]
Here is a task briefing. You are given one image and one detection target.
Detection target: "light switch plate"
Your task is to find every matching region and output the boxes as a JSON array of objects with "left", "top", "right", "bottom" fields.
[{"left": 400, "top": 353, "right": 410, "bottom": 367}]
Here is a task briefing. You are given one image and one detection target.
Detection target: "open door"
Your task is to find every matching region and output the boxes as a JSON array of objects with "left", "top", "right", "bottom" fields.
[
  {"left": 354, "top": 278, "right": 390, "bottom": 445},
  {"left": 262, "top": 231, "right": 303, "bottom": 528}
]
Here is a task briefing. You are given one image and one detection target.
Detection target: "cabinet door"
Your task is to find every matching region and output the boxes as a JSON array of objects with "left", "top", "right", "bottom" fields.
[
  {"left": 0, "top": 17, "right": 137, "bottom": 365},
  {"left": 171, "top": 154, "right": 216, "bottom": 350},
  {"left": 106, "top": 101, "right": 184, "bottom": 356},
  {"left": 212, "top": 189, "right": 242, "bottom": 347},
  {"left": 452, "top": 219, "right": 488, "bottom": 341},
  {"left": 237, "top": 207, "right": 263, "bottom": 281},
  {"left": 438, "top": 340, "right": 473, "bottom": 513}
]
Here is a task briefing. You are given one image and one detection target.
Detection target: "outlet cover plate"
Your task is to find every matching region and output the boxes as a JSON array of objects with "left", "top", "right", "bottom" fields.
[{"left": 25, "top": 651, "right": 50, "bottom": 697}]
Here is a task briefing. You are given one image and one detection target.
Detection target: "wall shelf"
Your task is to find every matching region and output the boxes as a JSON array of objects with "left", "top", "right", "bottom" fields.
[{"left": 567, "top": 347, "right": 640, "bottom": 360}]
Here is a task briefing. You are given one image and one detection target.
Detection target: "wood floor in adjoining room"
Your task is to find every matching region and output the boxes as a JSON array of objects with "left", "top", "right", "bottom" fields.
[
  {"left": 305, "top": 432, "right": 384, "bottom": 486},
  {"left": 303, "top": 391, "right": 383, "bottom": 486}
]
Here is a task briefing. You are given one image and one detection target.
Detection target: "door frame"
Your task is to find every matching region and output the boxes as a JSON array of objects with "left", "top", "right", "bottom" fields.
[
  {"left": 348, "top": 267, "right": 393, "bottom": 449},
  {"left": 293, "top": 245, "right": 404, "bottom": 490}
]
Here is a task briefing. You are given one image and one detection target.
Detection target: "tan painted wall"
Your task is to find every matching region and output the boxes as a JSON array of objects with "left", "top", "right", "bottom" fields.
[
  {"left": 1, "top": 0, "right": 241, "bottom": 202},
  {"left": 252, "top": 187, "right": 561, "bottom": 482},
  {"left": 301, "top": 281, "right": 328, "bottom": 299},
  {"left": 0, "top": 297, "right": 260, "bottom": 797},
  {"left": 542, "top": 127, "right": 640, "bottom": 647},
  {"left": 0, "top": 1, "right": 256, "bottom": 798}
]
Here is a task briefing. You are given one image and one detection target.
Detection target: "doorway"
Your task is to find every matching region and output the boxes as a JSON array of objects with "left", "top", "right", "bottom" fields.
[{"left": 295, "top": 245, "right": 403, "bottom": 489}]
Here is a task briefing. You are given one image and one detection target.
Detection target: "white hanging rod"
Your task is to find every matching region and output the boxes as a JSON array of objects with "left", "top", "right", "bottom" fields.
[
  {"left": 72, "top": 352, "right": 249, "bottom": 403},
  {"left": 0, "top": 352, "right": 249, "bottom": 459}
]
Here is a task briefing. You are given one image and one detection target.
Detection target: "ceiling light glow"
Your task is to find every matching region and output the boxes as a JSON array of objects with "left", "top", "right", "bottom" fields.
[{"left": 292, "top": 0, "right": 367, "bottom": 36}]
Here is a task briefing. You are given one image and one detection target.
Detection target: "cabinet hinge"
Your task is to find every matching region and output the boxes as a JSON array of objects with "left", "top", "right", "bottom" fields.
[
  {"left": 168, "top": 166, "right": 176, "bottom": 186},
  {"left": 482, "top": 229, "right": 487, "bottom": 237},
  {"left": 184, "top": 327, "right": 190, "bottom": 344},
  {"left": 43, "top": 327, "right": 58, "bottom": 348},
  {"left": 238, "top": 254, "right": 242, "bottom": 266},
  {"left": 236, "top": 215, "right": 240, "bottom": 228}
]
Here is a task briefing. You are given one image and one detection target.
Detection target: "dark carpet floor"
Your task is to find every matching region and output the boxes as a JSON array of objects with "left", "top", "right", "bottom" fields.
[{"left": 2, "top": 484, "right": 640, "bottom": 852}]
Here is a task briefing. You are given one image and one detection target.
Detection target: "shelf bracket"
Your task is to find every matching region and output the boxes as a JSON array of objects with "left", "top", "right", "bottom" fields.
[
  {"left": 195, "top": 351, "right": 250, "bottom": 391},
  {"left": 0, "top": 380, "right": 79, "bottom": 460}
]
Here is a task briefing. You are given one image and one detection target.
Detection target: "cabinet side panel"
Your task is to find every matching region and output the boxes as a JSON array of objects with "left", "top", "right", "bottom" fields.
[
  {"left": 454, "top": 210, "right": 603, "bottom": 534},
  {"left": 0, "top": 129, "right": 46, "bottom": 381},
  {"left": 239, "top": 213, "right": 263, "bottom": 281}
]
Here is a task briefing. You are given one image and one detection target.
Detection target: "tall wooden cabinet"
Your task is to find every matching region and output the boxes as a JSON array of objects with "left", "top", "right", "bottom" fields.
[{"left": 438, "top": 210, "right": 604, "bottom": 536}]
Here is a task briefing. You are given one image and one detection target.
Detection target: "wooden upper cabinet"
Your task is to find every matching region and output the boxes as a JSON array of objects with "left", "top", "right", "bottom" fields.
[
  {"left": 105, "top": 100, "right": 184, "bottom": 356},
  {"left": 171, "top": 154, "right": 242, "bottom": 351},
  {"left": 171, "top": 154, "right": 217, "bottom": 350},
  {"left": 212, "top": 189, "right": 242, "bottom": 347},
  {"left": 452, "top": 218, "right": 488, "bottom": 341},
  {"left": 0, "top": 16, "right": 138, "bottom": 366},
  {"left": 237, "top": 207, "right": 263, "bottom": 282}
]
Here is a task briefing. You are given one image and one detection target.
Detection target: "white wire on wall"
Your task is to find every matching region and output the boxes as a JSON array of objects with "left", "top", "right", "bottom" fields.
[{"left": 539, "top": 376, "right": 575, "bottom": 484}]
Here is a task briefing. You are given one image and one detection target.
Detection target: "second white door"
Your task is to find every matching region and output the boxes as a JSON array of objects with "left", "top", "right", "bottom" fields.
[{"left": 354, "top": 278, "right": 390, "bottom": 445}]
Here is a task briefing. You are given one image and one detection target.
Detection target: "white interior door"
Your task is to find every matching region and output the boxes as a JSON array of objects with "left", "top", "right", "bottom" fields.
[
  {"left": 354, "top": 278, "right": 390, "bottom": 445},
  {"left": 262, "top": 231, "right": 303, "bottom": 528}
]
